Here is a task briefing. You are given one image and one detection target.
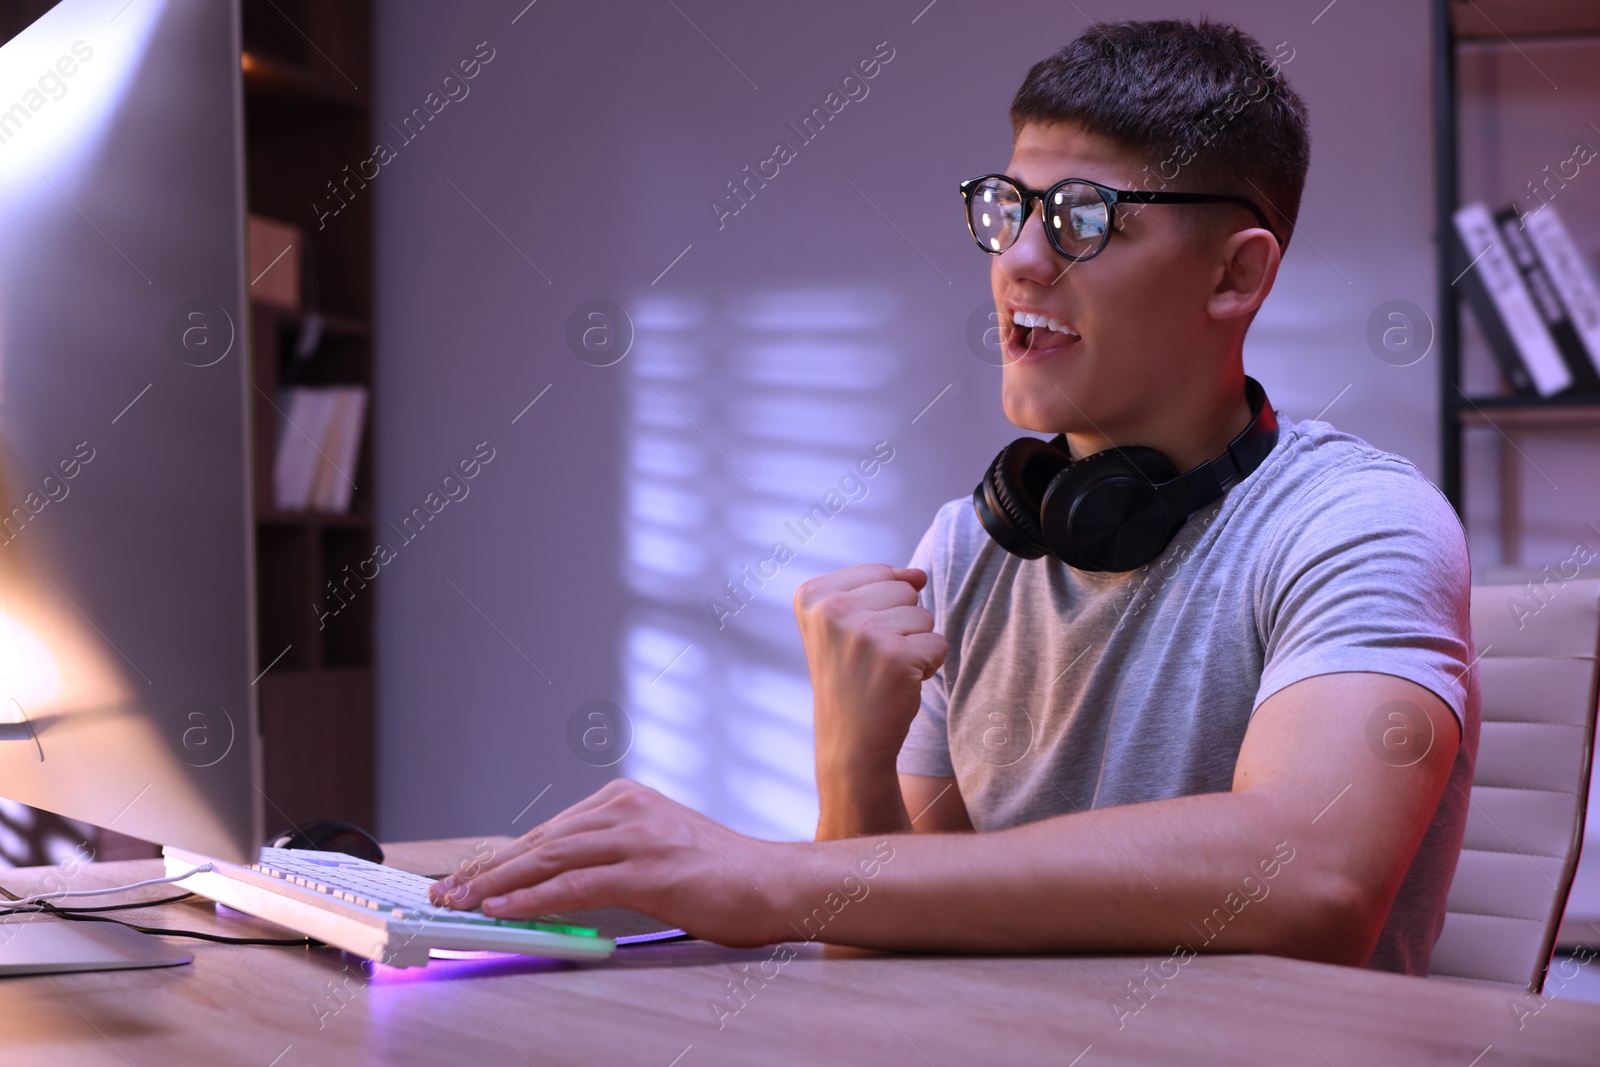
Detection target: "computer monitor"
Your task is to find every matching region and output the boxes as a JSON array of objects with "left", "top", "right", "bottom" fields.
[{"left": 0, "top": 0, "right": 259, "bottom": 866}]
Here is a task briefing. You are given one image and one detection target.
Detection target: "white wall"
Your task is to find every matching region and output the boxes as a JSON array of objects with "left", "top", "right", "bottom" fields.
[{"left": 372, "top": 0, "right": 1452, "bottom": 842}]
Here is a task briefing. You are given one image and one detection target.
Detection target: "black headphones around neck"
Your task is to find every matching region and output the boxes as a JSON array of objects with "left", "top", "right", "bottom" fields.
[{"left": 972, "top": 376, "right": 1279, "bottom": 572}]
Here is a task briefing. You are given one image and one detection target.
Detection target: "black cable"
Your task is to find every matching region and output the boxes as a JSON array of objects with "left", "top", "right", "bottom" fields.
[
  {"left": 35, "top": 901, "right": 326, "bottom": 946},
  {"left": 0, "top": 891, "right": 197, "bottom": 916},
  {"left": 0, "top": 890, "right": 325, "bottom": 948}
]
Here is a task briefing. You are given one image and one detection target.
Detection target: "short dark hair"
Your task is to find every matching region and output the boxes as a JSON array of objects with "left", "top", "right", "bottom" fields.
[{"left": 1009, "top": 18, "right": 1310, "bottom": 247}]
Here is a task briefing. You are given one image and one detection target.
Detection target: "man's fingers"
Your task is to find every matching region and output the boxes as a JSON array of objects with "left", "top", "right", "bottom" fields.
[
  {"left": 894, "top": 566, "right": 928, "bottom": 590},
  {"left": 433, "top": 836, "right": 545, "bottom": 903},
  {"left": 435, "top": 838, "right": 532, "bottom": 894},
  {"left": 863, "top": 604, "right": 937, "bottom": 639},
  {"left": 903, "top": 631, "right": 948, "bottom": 678},
  {"left": 430, "top": 780, "right": 636, "bottom": 903},
  {"left": 796, "top": 563, "right": 924, "bottom": 610},
  {"left": 847, "top": 579, "right": 923, "bottom": 615},
  {"left": 431, "top": 807, "right": 621, "bottom": 905},
  {"left": 435, "top": 828, "right": 632, "bottom": 910},
  {"left": 480, "top": 863, "right": 635, "bottom": 920}
]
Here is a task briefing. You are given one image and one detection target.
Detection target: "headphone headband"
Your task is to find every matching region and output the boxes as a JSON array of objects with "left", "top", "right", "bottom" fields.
[
  {"left": 1142, "top": 375, "right": 1277, "bottom": 519},
  {"left": 973, "top": 377, "right": 1279, "bottom": 571}
]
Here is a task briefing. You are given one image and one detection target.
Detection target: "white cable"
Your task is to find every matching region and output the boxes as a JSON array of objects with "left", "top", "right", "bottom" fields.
[{"left": 5, "top": 863, "right": 215, "bottom": 907}]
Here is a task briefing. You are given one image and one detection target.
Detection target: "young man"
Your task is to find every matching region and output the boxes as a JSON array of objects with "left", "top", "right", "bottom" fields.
[{"left": 432, "top": 19, "right": 1479, "bottom": 977}]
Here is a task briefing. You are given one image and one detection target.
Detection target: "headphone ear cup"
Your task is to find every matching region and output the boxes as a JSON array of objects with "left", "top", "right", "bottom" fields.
[
  {"left": 972, "top": 436, "right": 1072, "bottom": 560},
  {"left": 1040, "top": 447, "right": 1181, "bottom": 572}
]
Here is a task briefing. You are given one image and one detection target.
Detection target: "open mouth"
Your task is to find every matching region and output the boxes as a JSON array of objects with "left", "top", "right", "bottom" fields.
[{"left": 1006, "top": 310, "right": 1081, "bottom": 360}]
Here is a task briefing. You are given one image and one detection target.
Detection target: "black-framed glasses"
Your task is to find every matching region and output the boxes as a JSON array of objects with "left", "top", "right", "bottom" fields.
[{"left": 959, "top": 173, "right": 1280, "bottom": 261}]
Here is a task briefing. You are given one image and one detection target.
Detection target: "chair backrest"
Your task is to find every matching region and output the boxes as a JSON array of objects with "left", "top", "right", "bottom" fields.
[{"left": 1429, "top": 579, "right": 1600, "bottom": 991}]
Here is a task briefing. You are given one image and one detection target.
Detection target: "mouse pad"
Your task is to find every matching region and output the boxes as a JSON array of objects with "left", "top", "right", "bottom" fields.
[
  {"left": 547, "top": 906, "right": 687, "bottom": 945},
  {"left": 418, "top": 876, "right": 687, "bottom": 946}
]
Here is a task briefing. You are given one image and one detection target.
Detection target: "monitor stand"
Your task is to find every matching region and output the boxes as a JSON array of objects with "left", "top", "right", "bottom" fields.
[{"left": 0, "top": 920, "right": 193, "bottom": 976}]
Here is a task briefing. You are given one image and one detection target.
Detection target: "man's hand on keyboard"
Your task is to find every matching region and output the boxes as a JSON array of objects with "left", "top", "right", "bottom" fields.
[{"left": 426, "top": 778, "right": 794, "bottom": 947}]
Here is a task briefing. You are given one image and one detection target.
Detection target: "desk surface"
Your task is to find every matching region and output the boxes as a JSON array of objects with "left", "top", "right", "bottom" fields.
[{"left": 1, "top": 836, "right": 1596, "bottom": 1066}]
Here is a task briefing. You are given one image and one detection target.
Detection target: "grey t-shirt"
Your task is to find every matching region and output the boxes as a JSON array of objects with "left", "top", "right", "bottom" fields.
[{"left": 896, "top": 415, "right": 1481, "bottom": 976}]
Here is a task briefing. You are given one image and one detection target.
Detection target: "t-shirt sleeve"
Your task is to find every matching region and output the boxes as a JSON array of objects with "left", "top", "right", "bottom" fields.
[
  {"left": 1253, "top": 457, "right": 1474, "bottom": 729},
  {"left": 896, "top": 500, "right": 961, "bottom": 778}
]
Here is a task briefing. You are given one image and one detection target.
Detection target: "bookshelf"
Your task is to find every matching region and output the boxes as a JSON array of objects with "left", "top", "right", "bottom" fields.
[
  {"left": 1434, "top": 0, "right": 1600, "bottom": 562},
  {"left": 241, "top": 0, "right": 376, "bottom": 833}
]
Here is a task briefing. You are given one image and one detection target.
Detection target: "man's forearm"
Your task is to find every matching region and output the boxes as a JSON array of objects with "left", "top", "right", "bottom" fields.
[
  {"left": 793, "top": 672, "right": 1458, "bottom": 966},
  {"left": 814, "top": 758, "right": 910, "bottom": 840},
  {"left": 784, "top": 787, "right": 1385, "bottom": 965}
]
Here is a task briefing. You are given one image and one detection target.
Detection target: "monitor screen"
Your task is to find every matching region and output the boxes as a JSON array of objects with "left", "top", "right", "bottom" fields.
[{"left": 0, "top": 0, "right": 258, "bottom": 864}]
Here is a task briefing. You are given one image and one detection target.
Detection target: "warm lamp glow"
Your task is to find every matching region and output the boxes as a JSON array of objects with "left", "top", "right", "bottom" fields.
[{"left": 0, "top": 610, "right": 62, "bottom": 707}]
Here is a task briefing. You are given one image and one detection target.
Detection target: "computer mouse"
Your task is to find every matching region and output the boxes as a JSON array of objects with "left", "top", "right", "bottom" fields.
[{"left": 270, "top": 818, "right": 384, "bottom": 864}]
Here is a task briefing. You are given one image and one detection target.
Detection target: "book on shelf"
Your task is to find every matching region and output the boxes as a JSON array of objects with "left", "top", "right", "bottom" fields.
[
  {"left": 1494, "top": 206, "right": 1600, "bottom": 392},
  {"left": 1452, "top": 201, "right": 1572, "bottom": 397},
  {"left": 1520, "top": 203, "right": 1600, "bottom": 387},
  {"left": 316, "top": 386, "right": 367, "bottom": 513},
  {"left": 247, "top": 214, "right": 301, "bottom": 311},
  {"left": 271, "top": 385, "right": 368, "bottom": 513}
]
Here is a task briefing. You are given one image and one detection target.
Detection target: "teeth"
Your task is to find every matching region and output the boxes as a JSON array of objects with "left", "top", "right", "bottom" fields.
[{"left": 1011, "top": 311, "right": 1080, "bottom": 339}]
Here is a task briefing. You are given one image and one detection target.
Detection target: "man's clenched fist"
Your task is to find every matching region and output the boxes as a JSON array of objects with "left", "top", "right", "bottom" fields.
[{"left": 794, "top": 563, "right": 948, "bottom": 783}]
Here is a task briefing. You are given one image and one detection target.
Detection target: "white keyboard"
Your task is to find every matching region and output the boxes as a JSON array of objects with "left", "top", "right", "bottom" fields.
[{"left": 162, "top": 845, "right": 615, "bottom": 967}]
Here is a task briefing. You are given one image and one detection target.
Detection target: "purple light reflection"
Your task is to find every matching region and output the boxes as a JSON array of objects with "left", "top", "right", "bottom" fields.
[{"left": 368, "top": 950, "right": 577, "bottom": 984}]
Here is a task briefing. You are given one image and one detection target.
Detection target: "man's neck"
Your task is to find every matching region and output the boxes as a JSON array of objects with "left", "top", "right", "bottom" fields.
[{"left": 1062, "top": 372, "right": 1254, "bottom": 474}]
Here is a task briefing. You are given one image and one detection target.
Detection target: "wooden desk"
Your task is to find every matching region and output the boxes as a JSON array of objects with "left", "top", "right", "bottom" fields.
[{"left": 1, "top": 836, "right": 1596, "bottom": 1066}]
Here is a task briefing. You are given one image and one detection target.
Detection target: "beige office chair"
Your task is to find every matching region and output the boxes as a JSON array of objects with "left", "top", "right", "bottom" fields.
[{"left": 1428, "top": 579, "right": 1600, "bottom": 992}]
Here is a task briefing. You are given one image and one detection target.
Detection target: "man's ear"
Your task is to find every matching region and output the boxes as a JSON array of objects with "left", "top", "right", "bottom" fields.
[{"left": 1206, "top": 228, "right": 1280, "bottom": 322}]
